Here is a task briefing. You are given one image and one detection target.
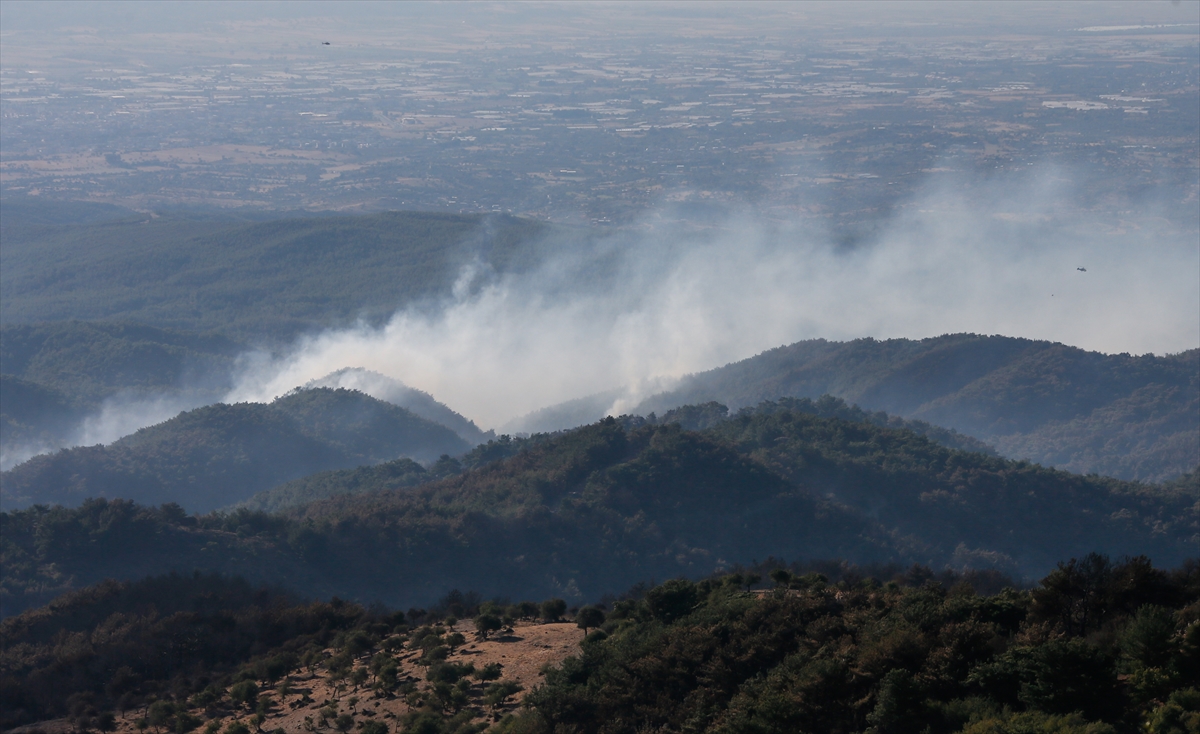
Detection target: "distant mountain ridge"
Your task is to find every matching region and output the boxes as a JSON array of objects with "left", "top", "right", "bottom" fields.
[
  {"left": 232, "top": 457, "right": 434, "bottom": 514},
  {"left": 0, "top": 388, "right": 470, "bottom": 513},
  {"left": 235, "top": 395, "right": 996, "bottom": 516},
  {"left": 305, "top": 368, "right": 492, "bottom": 445},
  {"left": 0, "top": 321, "right": 246, "bottom": 467},
  {"left": 0, "top": 209, "right": 566, "bottom": 340},
  {"left": 0, "top": 324, "right": 498, "bottom": 469},
  {"left": 3, "top": 406, "right": 1193, "bottom": 619},
  {"left": 0, "top": 321, "right": 243, "bottom": 406},
  {"left": 520, "top": 334, "right": 1197, "bottom": 482},
  {"left": 0, "top": 375, "right": 86, "bottom": 468}
]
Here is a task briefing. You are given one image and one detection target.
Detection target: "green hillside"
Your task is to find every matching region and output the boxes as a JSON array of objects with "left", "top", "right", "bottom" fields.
[
  {"left": 0, "top": 321, "right": 244, "bottom": 405},
  {"left": 271, "top": 403, "right": 1194, "bottom": 580},
  {"left": 0, "top": 210, "right": 560, "bottom": 340},
  {"left": 236, "top": 396, "right": 994, "bottom": 514},
  {"left": 633, "top": 335, "right": 1199, "bottom": 483},
  {"left": 0, "top": 388, "right": 469, "bottom": 513},
  {"left": 234, "top": 432, "right": 533, "bottom": 514},
  {"left": 234, "top": 457, "right": 432, "bottom": 514},
  {"left": 277, "top": 417, "right": 898, "bottom": 606},
  {"left": 0, "top": 374, "right": 85, "bottom": 460},
  {"left": 0, "top": 325, "right": 494, "bottom": 469},
  {"left": 1, "top": 414, "right": 906, "bottom": 617},
  {"left": 523, "top": 557, "right": 1200, "bottom": 734},
  {"left": 304, "top": 368, "right": 493, "bottom": 445},
  {"left": 2, "top": 557, "right": 1196, "bottom": 732},
  {"left": 710, "top": 399, "right": 1195, "bottom": 576},
  {"left": 0, "top": 321, "right": 245, "bottom": 470},
  {"left": 2, "top": 408, "right": 1193, "bottom": 620}
]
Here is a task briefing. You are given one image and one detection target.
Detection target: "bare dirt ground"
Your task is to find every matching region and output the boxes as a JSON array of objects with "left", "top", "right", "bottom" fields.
[{"left": 19, "top": 621, "right": 585, "bottom": 734}]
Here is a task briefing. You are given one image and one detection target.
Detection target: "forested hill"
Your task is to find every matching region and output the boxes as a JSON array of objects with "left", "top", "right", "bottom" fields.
[
  {"left": 0, "top": 388, "right": 469, "bottom": 513},
  {"left": 3, "top": 557, "right": 1197, "bottom": 733},
  {"left": 3, "top": 405, "right": 1193, "bottom": 618},
  {"left": 0, "top": 321, "right": 243, "bottom": 406},
  {"left": 0, "top": 325, "right": 490, "bottom": 466},
  {"left": 633, "top": 334, "right": 1200, "bottom": 483},
  {"left": 283, "top": 405, "right": 1195, "bottom": 582},
  {"left": 1, "top": 321, "right": 245, "bottom": 468},
  {"left": 4, "top": 556, "right": 1197, "bottom": 732},
  {"left": 237, "top": 395, "right": 996, "bottom": 515},
  {"left": 304, "top": 368, "right": 493, "bottom": 445},
  {"left": 0, "top": 209, "right": 562, "bottom": 340},
  {"left": 707, "top": 399, "right": 1195, "bottom": 576}
]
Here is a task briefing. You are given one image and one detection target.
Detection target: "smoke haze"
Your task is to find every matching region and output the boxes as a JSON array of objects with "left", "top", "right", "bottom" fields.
[
  {"left": 1, "top": 166, "right": 1195, "bottom": 471},
  {"left": 0, "top": 392, "right": 215, "bottom": 471},
  {"left": 222, "top": 167, "right": 1200, "bottom": 430}
]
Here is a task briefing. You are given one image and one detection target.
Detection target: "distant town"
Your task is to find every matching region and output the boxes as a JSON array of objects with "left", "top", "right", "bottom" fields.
[{"left": 2, "top": 7, "right": 1196, "bottom": 231}]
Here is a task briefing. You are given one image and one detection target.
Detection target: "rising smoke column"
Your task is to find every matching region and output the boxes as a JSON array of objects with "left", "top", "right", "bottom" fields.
[{"left": 222, "top": 168, "right": 1200, "bottom": 429}]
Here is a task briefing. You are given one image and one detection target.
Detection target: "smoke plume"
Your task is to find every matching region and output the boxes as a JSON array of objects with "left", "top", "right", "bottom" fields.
[{"left": 222, "top": 168, "right": 1200, "bottom": 430}]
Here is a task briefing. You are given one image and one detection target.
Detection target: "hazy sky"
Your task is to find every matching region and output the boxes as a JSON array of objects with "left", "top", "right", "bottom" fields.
[{"left": 3, "top": 1, "right": 1196, "bottom": 37}]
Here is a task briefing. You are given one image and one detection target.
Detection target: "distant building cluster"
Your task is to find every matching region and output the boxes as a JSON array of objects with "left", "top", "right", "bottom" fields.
[{"left": 1, "top": 18, "right": 1195, "bottom": 228}]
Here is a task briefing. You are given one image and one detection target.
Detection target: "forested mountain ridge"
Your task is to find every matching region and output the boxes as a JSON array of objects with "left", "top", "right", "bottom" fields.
[
  {"left": 0, "top": 419, "right": 895, "bottom": 618},
  {"left": 0, "top": 321, "right": 244, "bottom": 405},
  {"left": 631, "top": 334, "right": 1199, "bottom": 482},
  {"left": 2, "top": 407, "right": 1193, "bottom": 619},
  {"left": 0, "top": 210, "right": 564, "bottom": 340},
  {"left": 0, "top": 374, "right": 86, "bottom": 464},
  {"left": 304, "top": 368, "right": 493, "bottom": 445},
  {"left": 0, "top": 325, "right": 491, "bottom": 468},
  {"left": 276, "top": 417, "right": 900, "bottom": 605},
  {"left": 236, "top": 396, "right": 996, "bottom": 515},
  {"left": 0, "top": 388, "right": 469, "bottom": 513},
  {"left": 0, "top": 321, "right": 247, "bottom": 466},
  {"left": 233, "top": 457, "right": 434, "bottom": 514},
  {"left": 709, "top": 399, "right": 1196, "bottom": 576},
  {"left": 3, "top": 202, "right": 1192, "bottom": 485},
  {"left": 0, "top": 501, "right": 324, "bottom": 618},
  {"left": 281, "top": 404, "right": 1196, "bottom": 580},
  {"left": 0, "top": 197, "right": 142, "bottom": 233},
  {"left": 2, "top": 556, "right": 1197, "bottom": 733}
]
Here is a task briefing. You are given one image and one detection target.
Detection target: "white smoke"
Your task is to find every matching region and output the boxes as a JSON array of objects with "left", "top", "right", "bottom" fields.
[
  {"left": 222, "top": 167, "right": 1200, "bottom": 430},
  {"left": 0, "top": 439, "right": 58, "bottom": 473},
  {"left": 3, "top": 166, "right": 1194, "bottom": 468},
  {"left": 70, "top": 392, "right": 202, "bottom": 446},
  {"left": 0, "top": 391, "right": 205, "bottom": 471}
]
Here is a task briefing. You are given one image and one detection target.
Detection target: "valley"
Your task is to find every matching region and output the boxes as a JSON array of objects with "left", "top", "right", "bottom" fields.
[{"left": 1, "top": 2, "right": 1196, "bottom": 731}]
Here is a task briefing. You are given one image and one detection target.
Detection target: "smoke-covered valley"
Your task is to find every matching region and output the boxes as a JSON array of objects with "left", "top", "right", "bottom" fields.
[
  {"left": 227, "top": 167, "right": 1200, "bottom": 428},
  {"left": 2, "top": 167, "right": 1197, "bottom": 474},
  {"left": 4, "top": 5, "right": 1199, "bottom": 730}
]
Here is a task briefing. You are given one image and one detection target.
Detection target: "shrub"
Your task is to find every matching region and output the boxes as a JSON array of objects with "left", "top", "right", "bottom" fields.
[
  {"left": 575, "top": 606, "right": 605, "bottom": 633},
  {"left": 540, "top": 599, "right": 567, "bottom": 622},
  {"left": 229, "top": 681, "right": 259, "bottom": 709}
]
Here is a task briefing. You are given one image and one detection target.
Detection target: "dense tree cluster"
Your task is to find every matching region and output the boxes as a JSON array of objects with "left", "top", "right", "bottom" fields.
[
  {"left": 0, "top": 573, "right": 555, "bottom": 731},
  {"left": 3, "top": 557, "right": 1197, "bottom": 733},
  {"left": 1, "top": 211, "right": 556, "bottom": 340},
  {"left": 510, "top": 556, "right": 1200, "bottom": 734},
  {"left": 1, "top": 388, "right": 469, "bottom": 512},
  {"left": 708, "top": 400, "right": 1198, "bottom": 575},
  {"left": 3, "top": 409, "right": 1195, "bottom": 619},
  {"left": 634, "top": 334, "right": 1200, "bottom": 483},
  {"left": 237, "top": 457, "right": 432, "bottom": 514},
  {"left": 0, "top": 572, "right": 355, "bottom": 729}
]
